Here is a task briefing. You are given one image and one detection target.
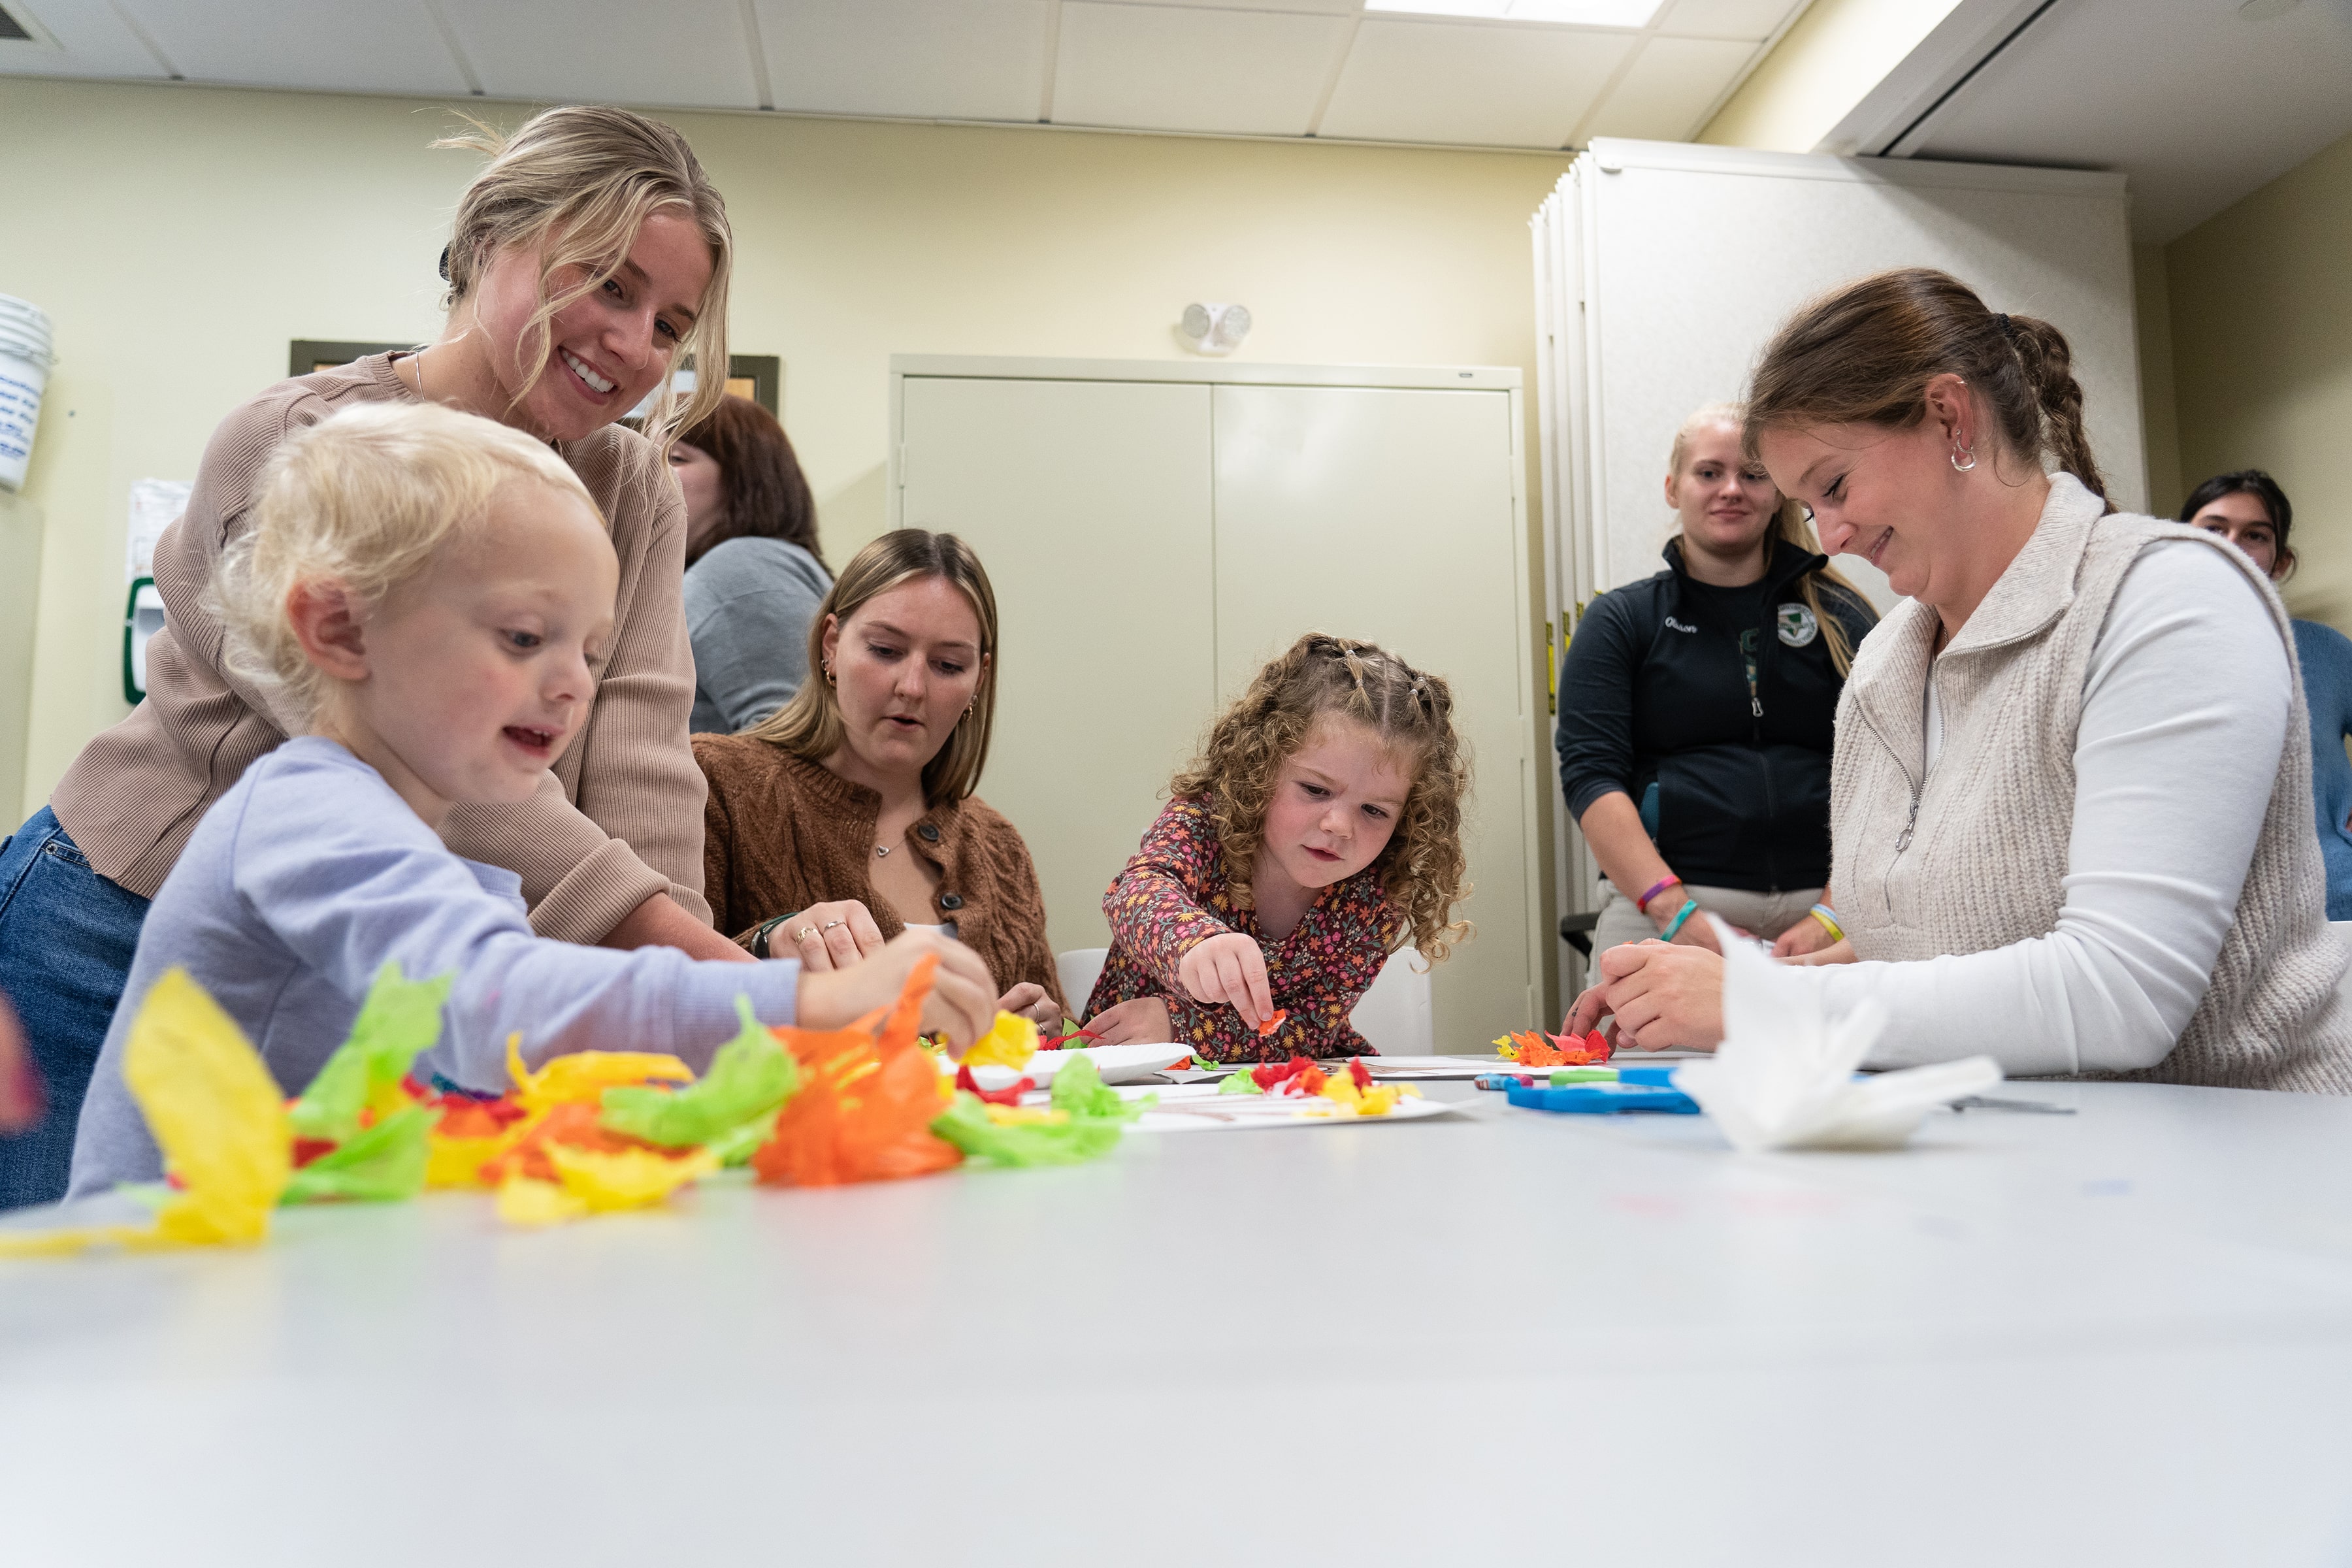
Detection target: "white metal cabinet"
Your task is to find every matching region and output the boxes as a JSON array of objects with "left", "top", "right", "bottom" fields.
[
  {"left": 1211, "top": 383, "right": 1537, "bottom": 1052},
  {"left": 894, "top": 356, "right": 1541, "bottom": 1047},
  {"left": 898, "top": 375, "right": 1219, "bottom": 979}
]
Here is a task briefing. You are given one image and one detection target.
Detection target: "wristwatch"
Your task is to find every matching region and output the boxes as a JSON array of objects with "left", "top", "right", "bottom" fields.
[{"left": 748, "top": 911, "right": 800, "bottom": 959}]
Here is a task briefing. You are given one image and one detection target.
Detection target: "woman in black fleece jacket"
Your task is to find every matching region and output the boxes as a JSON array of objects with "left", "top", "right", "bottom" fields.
[{"left": 1556, "top": 404, "right": 1877, "bottom": 958}]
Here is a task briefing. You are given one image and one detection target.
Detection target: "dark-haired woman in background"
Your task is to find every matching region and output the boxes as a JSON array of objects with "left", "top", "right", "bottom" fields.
[
  {"left": 2181, "top": 469, "right": 2352, "bottom": 919},
  {"left": 1570, "top": 268, "right": 2351, "bottom": 1091},
  {"left": 670, "top": 395, "right": 833, "bottom": 733}
]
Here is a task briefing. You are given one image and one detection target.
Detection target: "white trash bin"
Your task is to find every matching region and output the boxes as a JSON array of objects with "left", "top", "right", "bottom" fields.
[{"left": 0, "top": 295, "right": 56, "bottom": 493}]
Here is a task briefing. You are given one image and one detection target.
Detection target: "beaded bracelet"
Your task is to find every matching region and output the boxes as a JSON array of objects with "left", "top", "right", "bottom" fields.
[
  {"left": 1806, "top": 904, "right": 1845, "bottom": 943},
  {"left": 1635, "top": 875, "right": 1682, "bottom": 913},
  {"left": 1660, "top": 899, "right": 1699, "bottom": 942}
]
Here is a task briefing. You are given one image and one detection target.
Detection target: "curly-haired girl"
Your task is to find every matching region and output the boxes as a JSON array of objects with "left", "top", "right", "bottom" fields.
[{"left": 1082, "top": 634, "right": 1473, "bottom": 1062}]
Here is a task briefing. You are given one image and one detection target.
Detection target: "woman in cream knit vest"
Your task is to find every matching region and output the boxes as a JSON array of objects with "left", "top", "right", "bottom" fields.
[{"left": 1568, "top": 268, "right": 2352, "bottom": 1092}]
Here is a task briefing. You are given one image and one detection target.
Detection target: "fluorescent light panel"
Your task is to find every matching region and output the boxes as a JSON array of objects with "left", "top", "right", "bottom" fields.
[{"left": 1363, "top": 0, "right": 1666, "bottom": 25}]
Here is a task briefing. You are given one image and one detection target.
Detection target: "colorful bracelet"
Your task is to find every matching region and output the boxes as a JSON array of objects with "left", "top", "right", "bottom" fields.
[
  {"left": 1635, "top": 875, "right": 1682, "bottom": 913},
  {"left": 1807, "top": 904, "right": 1845, "bottom": 942},
  {"left": 1660, "top": 899, "right": 1699, "bottom": 942}
]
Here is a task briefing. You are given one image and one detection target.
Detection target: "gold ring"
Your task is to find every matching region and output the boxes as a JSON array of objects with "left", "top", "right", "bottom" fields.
[{"left": 793, "top": 926, "right": 819, "bottom": 945}]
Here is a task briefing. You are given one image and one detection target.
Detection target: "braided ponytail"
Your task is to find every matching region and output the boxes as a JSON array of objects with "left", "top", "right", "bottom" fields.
[
  {"left": 1746, "top": 268, "right": 2114, "bottom": 515},
  {"left": 2004, "top": 313, "right": 2109, "bottom": 506}
]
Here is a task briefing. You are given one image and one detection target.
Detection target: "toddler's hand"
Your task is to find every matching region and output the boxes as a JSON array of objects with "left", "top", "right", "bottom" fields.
[
  {"left": 1177, "top": 932, "right": 1274, "bottom": 1030},
  {"left": 1085, "top": 996, "right": 1173, "bottom": 1045},
  {"left": 796, "top": 928, "right": 996, "bottom": 1051}
]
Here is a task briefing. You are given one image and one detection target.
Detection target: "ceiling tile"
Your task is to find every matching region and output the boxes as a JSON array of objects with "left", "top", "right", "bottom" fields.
[
  {"left": 440, "top": 0, "right": 758, "bottom": 108},
  {"left": 1906, "top": 0, "right": 2352, "bottom": 242},
  {"left": 1656, "top": 0, "right": 1795, "bottom": 41},
  {"left": 0, "top": 0, "right": 169, "bottom": 78},
  {"left": 113, "top": 0, "right": 470, "bottom": 95},
  {"left": 1579, "top": 34, "right": 1755, "bottom": 141},
  {"left": 1053, "top": 3, "right": 1349, "bottom": 136},
  {"left": 1319, "top": 18, "right": 1635, "bottom": 146},
  {"left": 755, "top": 0, "right": 1050, "bottom": 122}
]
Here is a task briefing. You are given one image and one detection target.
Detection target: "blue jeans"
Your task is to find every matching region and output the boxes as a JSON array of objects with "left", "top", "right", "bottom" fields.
[{"left": 0, "top": 807, "right": 151, "bottom": 1209}]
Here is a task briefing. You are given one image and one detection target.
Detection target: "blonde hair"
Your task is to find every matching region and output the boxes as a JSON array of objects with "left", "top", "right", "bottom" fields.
[
  {"left": 435, "top": 105, "right": 732, "bottom": 450},
  {"left": 1669, "top": 402, "right": 1869, "bottom": 678},
  {"left": 1171, "top": 634, "right": 1473, "bottom": 966},
  {"left": 212, "top": 402, "right": 598, "bottom": 721},
  {"left": 743, "top": 529, "right": 1000, "bottom": 808}
]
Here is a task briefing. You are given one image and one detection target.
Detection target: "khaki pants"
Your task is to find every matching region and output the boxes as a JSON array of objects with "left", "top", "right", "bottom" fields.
[{"left": 1592, "top": 878, "right": 1823, "bottom": 955}]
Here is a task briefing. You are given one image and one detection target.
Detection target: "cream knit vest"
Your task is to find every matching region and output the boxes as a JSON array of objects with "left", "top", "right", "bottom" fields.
[{"left": 1830, "top": 474, "right": 2352, "bottom": 1092}]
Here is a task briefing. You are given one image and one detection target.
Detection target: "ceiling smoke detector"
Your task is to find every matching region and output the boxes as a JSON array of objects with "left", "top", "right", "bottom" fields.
[{"left": 1179, "top": 302, "right": 1251, "bottom": 357}]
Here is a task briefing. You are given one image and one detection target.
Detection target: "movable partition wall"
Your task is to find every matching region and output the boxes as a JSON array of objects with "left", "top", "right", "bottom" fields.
[
  {"left": 1531, "top": 138, "right": 2144, "bottom": 1001},
  {"left": 890, "top": 355, "right": 1548, "bottom": 1050}
]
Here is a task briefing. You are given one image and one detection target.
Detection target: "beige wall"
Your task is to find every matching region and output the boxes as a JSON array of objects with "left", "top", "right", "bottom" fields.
[
  {"left": 1698, "top": 0, "right": 1960, "bottom": 154},
  {"left": 2132, "top": 242, "right": 2182, "bottom": 519},
  {"left": 0, "top": 76, "right": 1572, "bottom": 819},
  {"left": 2166, "top": 125, "right": 2352, "bottom": 632}
]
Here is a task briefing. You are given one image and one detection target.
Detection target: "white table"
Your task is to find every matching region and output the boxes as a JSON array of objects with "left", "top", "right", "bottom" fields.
[{"left": 7, "top": 1079, "right": 2352, "bottom": 1566}]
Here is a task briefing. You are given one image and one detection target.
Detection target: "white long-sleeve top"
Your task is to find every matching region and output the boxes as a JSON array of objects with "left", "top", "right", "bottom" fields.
[{"left": 1805, "top": 540, "right": 2293, "bottom": 1076}]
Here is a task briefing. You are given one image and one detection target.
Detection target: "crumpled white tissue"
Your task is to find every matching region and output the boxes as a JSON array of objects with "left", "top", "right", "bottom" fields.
[{"left": 1670, "top": 917, "right": 2001, "bottom": 1152}]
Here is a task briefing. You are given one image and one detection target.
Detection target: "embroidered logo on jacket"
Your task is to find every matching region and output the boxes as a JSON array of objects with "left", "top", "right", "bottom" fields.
[
  {"left": 1663, "top": 616, "right": 1697, "bottom": 634},
  {"left": 1776, "top": 602, "right": 1820, "bottom": 647}
]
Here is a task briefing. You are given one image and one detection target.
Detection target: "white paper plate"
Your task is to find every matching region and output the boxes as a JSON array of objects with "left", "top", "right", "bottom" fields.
[{"left": 953, "top": 1042, "right": 1196, "bottom": 1091}]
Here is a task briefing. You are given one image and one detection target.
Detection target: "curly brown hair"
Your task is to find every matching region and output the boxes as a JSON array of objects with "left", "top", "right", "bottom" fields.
[{"left": 1171, "top": 633, "right": 1473, "bottom": 964}]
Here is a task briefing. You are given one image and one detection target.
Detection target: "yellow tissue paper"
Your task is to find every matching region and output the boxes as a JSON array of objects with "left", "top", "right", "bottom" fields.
[
  {"left": 0, "top": 967, "right": 290, "bottom": 1257},
  {"left": 547, "top": 1143, "right": 716, "bottom": 1211},
  {"left": 495, "top": 1144, "right": 717, "bottom": 1228},
  {"left": 962, "top": 1012, "right": 1040, "bottom": 1071},
  {"left": 505, "top": 1033, "right": 693, "bottom": 1113},
  {"left": 495, "top": 1175, "right": 588, "bottom": 1228}
]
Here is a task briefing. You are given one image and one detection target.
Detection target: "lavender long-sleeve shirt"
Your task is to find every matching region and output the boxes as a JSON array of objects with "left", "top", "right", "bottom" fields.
[{"left": 67, "top": 737, "right": 798, "bottom": 1197}]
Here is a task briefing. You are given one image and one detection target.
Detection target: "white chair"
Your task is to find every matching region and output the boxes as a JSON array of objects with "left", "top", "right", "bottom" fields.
[
  {"left": 1056, "top": 947, "right": 1109, "bottom": 1017},
  {"left": 1350, "top": 947, "right": 1434, "bottom": 1056}
]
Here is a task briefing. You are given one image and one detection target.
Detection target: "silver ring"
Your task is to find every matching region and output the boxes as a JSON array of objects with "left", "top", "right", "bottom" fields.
[
  {"left": 792, "top": 926, "right": 819, "bottom": 945},
  {"left": 819, "top": 919, "right": 847, "bottom": 932}
]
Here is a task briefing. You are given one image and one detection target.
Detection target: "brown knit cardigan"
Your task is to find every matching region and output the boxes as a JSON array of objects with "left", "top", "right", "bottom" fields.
[{"left": 693, "top": 735, "right": 1066, "bottom": 1010}]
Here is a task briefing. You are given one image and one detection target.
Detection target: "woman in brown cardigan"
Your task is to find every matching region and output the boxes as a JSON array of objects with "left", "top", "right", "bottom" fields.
[
  {"left": 694, "top": 530, "right": 1065, "bottom": 1028},
  {"left": 0, "top": 106, "right": 743, "bottom": 1209}
]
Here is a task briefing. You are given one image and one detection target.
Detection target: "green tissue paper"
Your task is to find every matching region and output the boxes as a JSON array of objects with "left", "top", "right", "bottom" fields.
[
  {"left": 287, "top": 963, "right": 452, "bottom": 1145},
  {"left": 600, "top": 996, "right": 801, "bottom": 1148},
  {"left": 282, "top": 1104, "right": 433, "bottom": 1204}
]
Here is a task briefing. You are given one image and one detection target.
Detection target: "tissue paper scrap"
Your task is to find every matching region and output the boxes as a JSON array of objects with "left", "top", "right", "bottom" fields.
[{"left": 1670, "top": 915, "right": 1999, "bottom": 1152}]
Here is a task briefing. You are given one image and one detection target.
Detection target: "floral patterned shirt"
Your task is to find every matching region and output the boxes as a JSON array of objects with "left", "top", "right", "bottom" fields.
[{"left": 1085, "top": 796, "right": 1406, "bottom": 1063}]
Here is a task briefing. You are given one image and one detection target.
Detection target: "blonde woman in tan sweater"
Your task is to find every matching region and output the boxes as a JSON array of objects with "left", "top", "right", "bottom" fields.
[
  {"left": 1570, "top": 268, "right": 2352, "bottom": 1093},
  {"left": 0, "top": 106, "right": 743, "bottom": 1208}
]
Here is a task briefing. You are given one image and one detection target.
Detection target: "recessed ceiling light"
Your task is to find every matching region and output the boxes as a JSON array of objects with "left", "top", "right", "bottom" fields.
[
  {"left": 1364, "top": 0, "right": 1667, "bottom": 25},
  {"left": 2238, "top": 0, "right": 2300, "bottom": 17}
]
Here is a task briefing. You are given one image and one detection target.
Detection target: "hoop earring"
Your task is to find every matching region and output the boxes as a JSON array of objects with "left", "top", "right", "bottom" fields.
[{"left": 1950, "top": 445, "right": 1977, "bottom": 472}]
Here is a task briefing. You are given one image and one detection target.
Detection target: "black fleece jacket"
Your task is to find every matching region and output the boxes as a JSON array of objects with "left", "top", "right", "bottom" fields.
[{"left": 1554, "top": 538, "right": 1878, "bottom": 894}]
